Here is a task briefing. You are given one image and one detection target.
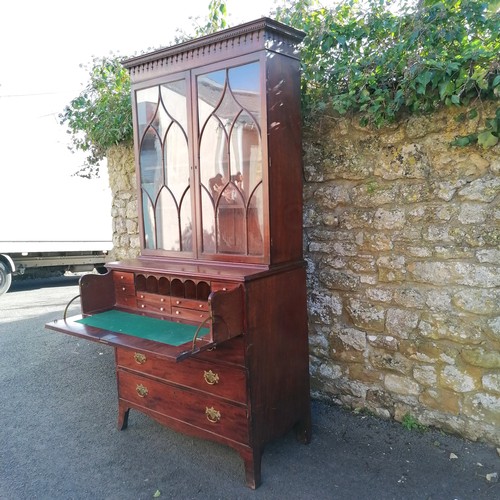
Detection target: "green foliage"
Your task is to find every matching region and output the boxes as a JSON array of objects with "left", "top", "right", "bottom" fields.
[
  {"left": 401, "top": 413, "right": 427, "bottom": 432},
  {"left": 63, "top": 0, "right": 500, "bottom": 175},
  {"left": 62, "top": 3, "right": 229, "bottom": 176},
  {"left": 60, "top": 56, "right": 132, "bottom": 177},
  {"left": 175, "top": 0, "right": 228, "bottom": 42},
  {"left": 275, "top": 0, "right": 500, "bottom": 137}
]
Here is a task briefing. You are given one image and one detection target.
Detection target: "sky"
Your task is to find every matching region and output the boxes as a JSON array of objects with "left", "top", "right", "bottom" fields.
[{"left": 0, "top": 0, "right": 278, "bottom": 242}]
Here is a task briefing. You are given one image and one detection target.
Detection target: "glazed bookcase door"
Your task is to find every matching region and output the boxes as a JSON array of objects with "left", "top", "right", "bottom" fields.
[
  {"left": 195, "top": 60, "right": 265, "bottom": 261},
  {"left": 135, "top": 73, "right": 195, "bottom": 256}
]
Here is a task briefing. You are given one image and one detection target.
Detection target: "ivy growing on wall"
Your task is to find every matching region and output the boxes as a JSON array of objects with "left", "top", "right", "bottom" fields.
[
  {"left": 61, "top": 0, "right": 499, "bottom": 176},
  {"left": 275, "top": 0, "right": 499, "bottom": 146}
]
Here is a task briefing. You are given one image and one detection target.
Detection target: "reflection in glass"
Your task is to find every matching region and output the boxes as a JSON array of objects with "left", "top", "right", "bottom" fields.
[
  {"left": 197, "top": 61, "right": 264, "bottom": 256},
  {"left": 137, "top": 80, "right": 191, "bottom": 251}
]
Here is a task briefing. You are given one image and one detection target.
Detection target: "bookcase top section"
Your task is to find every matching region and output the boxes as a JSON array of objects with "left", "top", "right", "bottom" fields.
[{"left": 123, "top": 17, "right": 305, "bottom": 83}]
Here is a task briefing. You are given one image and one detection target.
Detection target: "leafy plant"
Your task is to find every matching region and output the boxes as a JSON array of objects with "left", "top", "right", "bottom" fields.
[
  {"left": 60, "top": 56, "right": 133, "bottom": 178},
  {"left": 402, "top": 412, "right": 427, "bottom": 432},
  {"left": 61, "top": 2, "right": 228, "bottom": 177},
  {"left": 274, "top": 0, "right": 499, "bottom": 136},
  {"left": 63, "top": 0, "right": 500, "bottom": 176}
]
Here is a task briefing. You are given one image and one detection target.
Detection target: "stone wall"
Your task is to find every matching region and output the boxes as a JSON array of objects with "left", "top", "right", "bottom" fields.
[
  {"left": 106, "top": 145, "right": 140, "bottom": 261},
  {"left": 106, "top": 104, "right": 500, "bottom": 445},
  {"left": 303, "top": 103, "right": 500, "bottom": 445}
]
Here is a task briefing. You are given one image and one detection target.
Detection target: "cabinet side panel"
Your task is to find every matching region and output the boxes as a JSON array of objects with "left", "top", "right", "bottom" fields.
[
  {"left": 246, "top": 267, "right": 310, "bottom": 445},
  {"left": 266, "top": 54, "right": 303, "bottom": 264}
]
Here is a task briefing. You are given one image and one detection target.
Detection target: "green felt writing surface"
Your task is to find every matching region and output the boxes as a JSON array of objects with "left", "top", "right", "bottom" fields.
[{"left": 76, "top": 310, "right": 209, "bottom": 346}]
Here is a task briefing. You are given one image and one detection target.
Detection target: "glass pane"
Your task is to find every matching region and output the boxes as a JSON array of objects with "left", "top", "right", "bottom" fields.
[
  {"left": 136, "top": 87, "right": 160, "bottom": 139},
  {"left": 164, "top": 123, "right": 189, "bottom": 201},
  {"left": 201, "top": 188, "right": 216, "bottom": 254},
  {"left": 180, "top": 189, "right": 193, "bottom": 252},
  {"left": 136, "top": 80, "right": 191, "bottom": 254},
  {"left": 142, "top": 192, "right": 156, "bottom": 249},
  {"left": 197, "top": 61, "right": 263, "bottom": 257},
  {"left": 156, "top": 187, "right": 180, "bottom": 251},
  {"left": 161, "top": 80, "right": 188, "bottom": 133},
  {"left": 197, "top": 70, "right": 226, "bottom": 126},
  {"left": 140, "top": 128, "right": 163, "bottom": 200}
]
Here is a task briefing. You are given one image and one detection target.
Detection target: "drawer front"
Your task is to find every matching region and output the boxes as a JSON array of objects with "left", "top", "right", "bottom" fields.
[
  {"left": 116, "top": 348, "right": 246, "bottom": 403},
  {"left": 136, "top": 293, "right": 171, "bottom": 315},
  {"left": 171, "top": 307, "right": 209, "bottom": 323},
  {"left": 171, "top": 297, "right": 208, "bottom": 311},
  {"left": 118, "top": 370, "right": 249, "bottom": 443},
  {"left": 211, "top": 281, "right": 239, "bottom": 292},
  {"left": 113, "top": 271, "right": 135, "bottom": 285},
  {"left": 115, "top": 282, "right": 135, "bottom": 296},
  {"left": 115, "top": 294, "right": 137, "bottom": 309}
]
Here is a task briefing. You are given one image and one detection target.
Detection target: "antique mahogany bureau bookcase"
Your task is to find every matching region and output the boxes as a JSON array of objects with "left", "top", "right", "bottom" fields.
[{"left": 46, "top": 18, "right": 311, "bottom": 488}]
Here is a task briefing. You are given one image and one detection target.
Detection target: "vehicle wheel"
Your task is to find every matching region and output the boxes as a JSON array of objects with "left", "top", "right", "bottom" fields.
[{"left": 0, "top": 261, "right": 12, "bottom": 295}]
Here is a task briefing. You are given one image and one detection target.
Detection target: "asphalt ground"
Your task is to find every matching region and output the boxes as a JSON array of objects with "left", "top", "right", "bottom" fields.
[{"left": 1, "top": 277, "right": 499, "bottom": 499}]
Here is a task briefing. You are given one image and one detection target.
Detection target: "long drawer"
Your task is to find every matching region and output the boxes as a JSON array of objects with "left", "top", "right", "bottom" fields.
[
  {"left": 118, "top": 369, "right": 249, "bottom": 443},
  {"left": 116, "top": 347, "right": 246, "bottom": 404}
]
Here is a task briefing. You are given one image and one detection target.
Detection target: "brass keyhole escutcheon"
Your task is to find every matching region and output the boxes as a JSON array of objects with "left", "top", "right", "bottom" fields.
[
  {"left": 203, "top": 370, "right": 219, "bottom": 385},
  {"left": 205, "top": 406, "right": 221, "bottom": 423},
  {"left": 136, "top": 384, "right": 148, "bottom": 398},
  {"left": 134, "top": 352, "right": 147, "bottom": 365}
]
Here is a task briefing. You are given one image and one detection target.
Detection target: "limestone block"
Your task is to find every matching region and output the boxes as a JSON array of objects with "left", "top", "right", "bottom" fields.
[
  {"left": 406, "top": 113, "right": 447, "bottom": 138},
  {"left": 452, "top": 288, "right": 500, "bottom": 315},
  {"left": 313, "top": 184, "right": 351, "bottom": 209},
  {"left": 425, "top": 289, "right": 451, "bottom": 311},
  {"left": 418, "top": 313, "right": 483, "bottom": 344},
  {"left": 125, "top": 219, "right": 137, "bottom": 235},
  {"left": 319, "top": 269, "right": 360, "bottom": 291},
  {"left": 440, "top": 365, "right": 480, "bottom": 392},
  {"left": 330, "top": 335, "right": 366, "bottom": 363},
  {"left": 408, "top": 261, "right": 500, "bottom": 287},
  {"left": 462, "top": 393, "right": 500, "bottom": 425},
  {"left": 394, "top": 287, "right": 425, "bottom": 309},
  {"left": 386, "top": 308, "right": 419, "bottom": 339},
  {"left": 458, "top": 203, "right": 488, "bottom": 224},
  {"left": 125, "top": 200, "right": 138, "bottom": 219},
  {"left": 419, "top": 388, "right": 459, "bottom": 414},
  {"left": 308, "top": 289, "right": 342, "bottom": 324},
  {"left": 377, "top": 255, "right": 407, "bottom": 282},
  {"left": 458, "top": 176, "right": 500, "bottom": 202},
  {"left": 433, "top": 179, "right": 467, "bottom": 201},
  {"left": 346, "top": 298, "right": 386, "bottom": 332},
  {"left": 351, "top": 182, "right": 399, "bottom": 207},
  {"left": 367, "top": 334, "right": 399, "bottom": 351},
  {"left": 357, "top": 232, "right": 394, "bottom": 252},
  {"left": 461, "top": 348, "right": 500, "bottom": 369},
  {"left": 350, "top": 363, "right": 384, "bottom": 383},
  {"left": 384, "top": 373, "right": 421, "bottom": 396},
  {"left": 375, "top": 143, "right": 431, "bottom": 180},
  {"left": 482, "top": 373, "right": 500, "bottom": 394},
  {"left": 337, "top": 327, "right": 367, "bottom": 351},
  {"left": 373, "top": 208, "right": 406, "bottom": 230},
  {"left": 413, "top": 365, "right": 437, "bottom": 386},
  {"left": 370, "top": 350, "right": 413, "bottom": 375},
  {"left": 486, "top": 317, "right": 500, "bottom": 340},
  {"left": 338, "top": 208, "right": 374, "bottom": 229},
  {"left": 366, "top": 288, "right": 393, "bottom": 303},
  {"left": 476, "top": 249, "right": 500, "bottom": 263},
  {"left": 348, "top": 256, "right": 377, "bottom": 273},
  {"left": 318, "top": 361, "right": 343, "bottom": 380}
]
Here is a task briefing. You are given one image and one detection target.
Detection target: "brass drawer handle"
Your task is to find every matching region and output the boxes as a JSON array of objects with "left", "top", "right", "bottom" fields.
[
  {"left": 136, "top": 384, "right": 148, "bottom": 398},
  {"left": 205, "top": 406, "right": 221, "bottom": 423},
  {"left": 203, "top": 370, "right": 219, "bottom": 385},
  {"left": 134, "top": 352, "right": 147, "bottom": 365}
]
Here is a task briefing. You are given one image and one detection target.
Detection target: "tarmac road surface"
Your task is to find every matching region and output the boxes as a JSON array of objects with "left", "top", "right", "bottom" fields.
[{"left": 1, "top": 277, "right": 499, "bottom": 499}]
